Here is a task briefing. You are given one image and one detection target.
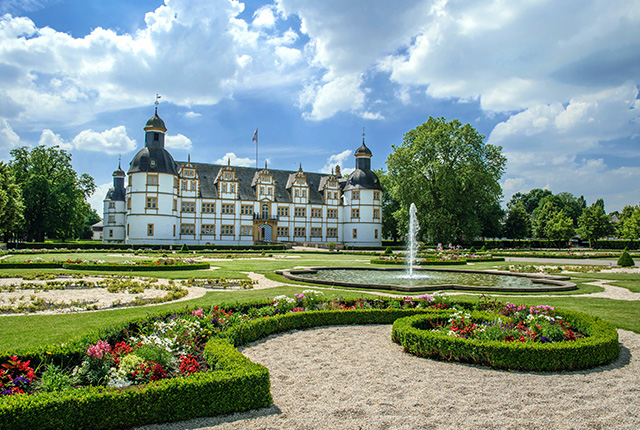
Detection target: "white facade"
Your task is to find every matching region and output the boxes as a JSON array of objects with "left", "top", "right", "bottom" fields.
[{"left": 104, "top": 110, "right": 383, "bottom": 247}]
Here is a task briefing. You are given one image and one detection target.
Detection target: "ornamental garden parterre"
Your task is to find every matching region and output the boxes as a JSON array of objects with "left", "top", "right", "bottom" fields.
[{"left": 0, "top": 291, "right": 619, "bottom": 430}]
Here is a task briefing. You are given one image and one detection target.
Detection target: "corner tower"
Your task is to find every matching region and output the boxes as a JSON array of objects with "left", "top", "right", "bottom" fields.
[
  {"left": 126, "top": 107, "right": 180, "bottom": 244},
  {"left": 103, "top": 163, "right": 127, "bottom": 243},
  {"left": 342, "top": 134, "right": 383, "bottom": 246}
]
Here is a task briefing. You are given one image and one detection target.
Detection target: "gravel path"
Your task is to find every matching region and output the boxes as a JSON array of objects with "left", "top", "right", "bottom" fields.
[{"left": 137, "top": 325, "right": 640, "bottom": 430}]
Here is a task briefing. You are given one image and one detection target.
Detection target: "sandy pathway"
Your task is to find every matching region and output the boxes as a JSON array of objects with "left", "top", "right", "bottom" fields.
[{"left": 137, "top": 325, "right": 640, "bottom": 430}]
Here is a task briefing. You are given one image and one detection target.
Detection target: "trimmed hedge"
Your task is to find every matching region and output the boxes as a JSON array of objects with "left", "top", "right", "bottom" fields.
[
  {"left": 7, "top": 242, "right": 286, "bottom": 251},
  {"left": 391, "top": 309, "right": 620, "bottom": 371},
  {"left": 60, "top": 262, "right": 211, "bottom": 271},
  {"left": 0, "top": 262, "right": 63, "bottom": 269},
  {"left": 0, "top": 338, "right": 271, "bottom": 430}
]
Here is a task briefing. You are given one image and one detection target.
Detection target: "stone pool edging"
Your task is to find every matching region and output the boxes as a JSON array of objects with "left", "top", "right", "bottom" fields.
[{"left": 275, "top": 266, "right": 577, "bottom": 293}]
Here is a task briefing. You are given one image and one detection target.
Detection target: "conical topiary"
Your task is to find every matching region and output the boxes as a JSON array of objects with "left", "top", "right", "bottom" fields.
[
  {"left": 480, "top": 245, "right": 487, "bottom": 253},
  {"left": 617, "top": 250, "right": 635, "bottom": 267},
  {"left": 469, "top": 246, "right": 476, "bottom": 253}
]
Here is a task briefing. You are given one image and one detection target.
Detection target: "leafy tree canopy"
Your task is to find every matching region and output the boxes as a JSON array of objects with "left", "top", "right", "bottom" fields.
[
  {"left": 577, "top": 203, "right": 614, "bottom": 247},
  {"left": 504, "top": 201, "right": 531, "bottom": 240},
  {"left": 10, "top": 145, "right": 95, "bottom": 242},
  {"left": 386, "top": 117, "right": 506, "bottom": 244},
  {"left": 0, "top": 162, "right": 24, "bottom": 240}
]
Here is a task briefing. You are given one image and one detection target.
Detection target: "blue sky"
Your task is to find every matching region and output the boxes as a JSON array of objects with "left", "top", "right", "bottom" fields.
[{"left": 0, "top": 0, "right": 638, "bottom": 215}]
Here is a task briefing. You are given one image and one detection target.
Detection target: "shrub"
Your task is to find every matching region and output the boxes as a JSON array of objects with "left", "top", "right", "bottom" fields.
[
  {"left": 469, "top": 246, "right": 476, "bottom": 253},
  {"left": 326, "top": 241, "right": 337, "bottom": 250},
  {"left": 617, "top": 250, "right": 635, "bottom": 267},
  {"left": 384, "top": 247, "right": 393, "bottom": 256}
]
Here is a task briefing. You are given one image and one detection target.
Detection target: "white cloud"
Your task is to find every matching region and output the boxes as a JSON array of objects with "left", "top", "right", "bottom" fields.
[
  {"left": 165, "top": 134, "right": 192, "bottom": 150},
  {"left": 321, "top": 149, "right": 353, "bottom": 174},
  {"left": 275, "top": 46, "right": 302, "bottom": 66},
  {"left": 72, "top": 126, "right": 137, "bottom": 155},
  {"left": 214, "top": 152, "right": 255, "bottom": 167},
  {"left": 300, "top": 74, "right": 365, "bottom": 120},
  {"left": 39, "top": 129, "right": 73, "bottom": 150},
  {"left": 88, "top": 182, "right": 112, "bottom": 215},
  {"left": 252, "top": 5, "right": 277, "bottom": 28},
  {"left": 0, "top": 118, "right": 20, "bottom": 150},
  {"left": 183, "top": 111, "right": 202, "bottom": 119},
  {"left": 360, "top": 111, "right": 384, "bottom": 120}
]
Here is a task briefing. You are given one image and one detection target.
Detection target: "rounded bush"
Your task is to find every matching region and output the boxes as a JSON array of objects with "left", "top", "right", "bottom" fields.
[{"left": 391, "top": 310, "right": 619, "bottom": 371}]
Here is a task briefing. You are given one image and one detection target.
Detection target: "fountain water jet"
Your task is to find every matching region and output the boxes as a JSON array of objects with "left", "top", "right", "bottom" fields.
[{"left": 407, "top": 203, "right": 419, "bottom": 278}]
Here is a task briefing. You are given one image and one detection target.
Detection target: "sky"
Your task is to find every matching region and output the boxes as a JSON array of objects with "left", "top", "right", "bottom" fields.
[{"left": 0, "top": 0, "right": 638, "bottom": 216}]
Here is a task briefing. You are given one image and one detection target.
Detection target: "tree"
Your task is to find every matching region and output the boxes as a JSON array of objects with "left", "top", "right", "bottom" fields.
[
  {"left": 374, "top": 169, "right": 401, "bottom": 241},
  {"left": 617, "top": 204, "right": 640, "bottom": 239},
  {"left": 0, "top": 162, "right": 24, "bottom": 241},
  {"left": 386, "top": 117, "right": 506, "bottom": 244},
  {"left": 80, "top": 208, "right": 102, "bottom": 240},
  {"left": 577, "top": 203, "right": 614, "bottom": 248},
  {"left": 504, "top": 201, "right": 531, "bottom": 240},
  {"left": 532, "top": 200, "right": 574, "bottom": 243},
  {"left": 508, "top": 188, "right": 552, "bottom": 214},
  {"left": 10, "top": 146, "right": 95, "bottom": 242}
]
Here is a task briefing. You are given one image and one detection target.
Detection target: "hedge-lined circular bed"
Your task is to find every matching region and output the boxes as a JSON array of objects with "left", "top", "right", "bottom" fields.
[{"left": 0, "top": 294, "right": 620, "bottom": 429}]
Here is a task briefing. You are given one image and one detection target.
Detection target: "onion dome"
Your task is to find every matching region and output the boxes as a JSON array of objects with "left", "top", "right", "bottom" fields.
[
  {"left": 355, "top": 141, "right": 372, "bottom": 157},
  {"left": 144, "top": 107, "right": 167, "bottom": 132}
]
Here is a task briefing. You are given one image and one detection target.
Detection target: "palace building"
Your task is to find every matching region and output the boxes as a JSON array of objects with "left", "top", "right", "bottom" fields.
[{"left": 103, "top": 109, "right": 383, "bottom": 246}]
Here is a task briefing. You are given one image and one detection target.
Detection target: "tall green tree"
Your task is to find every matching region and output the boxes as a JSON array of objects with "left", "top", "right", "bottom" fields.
[
  {"left": 10, "top": 145, "right": 95, "bottom": 242},
  {"left": 0, "top": 162, "right": 24, "bottom": 241},
  {"left": 374, "top": 169, "right": 401, "bottom": 241},
  {"left": 386, "top": 117, "right": 506, "bottom": 244},
  {"left": 504, "top": 201, "right": 531, "bottom": 239},
  {"left": 508, "top": 188, "right": 552, "bottom": 214},
  {"left": 532, "top": 200, "right": 574, "bottom": 243},
  {"left": 577, "top": 203, "right": 614, "bottom": 247},
  {"left": 617, "top": 204, "right": 640, "bottom": 239}
]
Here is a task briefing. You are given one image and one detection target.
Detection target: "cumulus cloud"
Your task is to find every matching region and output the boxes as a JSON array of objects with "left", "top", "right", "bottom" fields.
[
  {"left": 252, "top": 5, "right": 277, "bottom": 28},
  {"left": 165, "top": 134, "right": 192, "bottom": 150},
  {"left": 320, "top": 149, "right": 353, "bottom": 174},
  {"left": 214, "top": 152, "right": 255, "bottom": 167},
  {"left": 39, "top": 129, "right": 73, "bottom": 150},
  {"left": 72, "top": 126, "right": 137, "bottom": 155},
  {"left": 88, "top": 182, "right": 112, "bottom": 215},
  {"left": 300, "top": 74, "right": 365, "bottom": 120},
  {"left": 183, "top": 111, "right": 202, "bottom": 119},
  {"left": 0, "top": 118, "right": 20, "bottom": 150}
]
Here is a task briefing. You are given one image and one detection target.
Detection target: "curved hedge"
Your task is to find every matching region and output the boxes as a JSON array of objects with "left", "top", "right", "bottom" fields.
[
  {"left": 391, "top": 310, "right": 619, "bottom": 371},
  {"left": 60, "top": 262, "right": 210, "bottom": 271}
]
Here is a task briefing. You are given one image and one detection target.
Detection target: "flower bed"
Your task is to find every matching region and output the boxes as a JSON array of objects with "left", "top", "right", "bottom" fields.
[
  {"left": 0, "top": 293, "right": 620, "bottom": 428},
  {"left": 391, "top": 300, "right": 619, "bottom": 371},
  {"left": 61, "top": 258, "right": 210, "bottom": 271}
]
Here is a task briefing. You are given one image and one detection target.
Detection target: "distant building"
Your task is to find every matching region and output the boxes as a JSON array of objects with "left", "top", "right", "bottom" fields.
[
  {"left": 103, "top": 109, "right": 383, "bottom": 246},
  {"left": 91, "top": 221, "right": 103, "bottom": 241}
]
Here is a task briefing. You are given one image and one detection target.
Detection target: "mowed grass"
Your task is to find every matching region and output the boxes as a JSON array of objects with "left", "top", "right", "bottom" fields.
[{"left": 0, "top": 251, "right": 638, "bottom": 353}]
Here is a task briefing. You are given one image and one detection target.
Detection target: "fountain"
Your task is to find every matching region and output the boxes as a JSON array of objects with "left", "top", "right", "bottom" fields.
[{"left": 407, "top": 203, "right": 419, "bottom": 278}]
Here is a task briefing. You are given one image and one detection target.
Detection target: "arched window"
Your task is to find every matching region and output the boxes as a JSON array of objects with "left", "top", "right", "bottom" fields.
[{"left": 262, "top": 203, "right": 269, "bottom": 219}]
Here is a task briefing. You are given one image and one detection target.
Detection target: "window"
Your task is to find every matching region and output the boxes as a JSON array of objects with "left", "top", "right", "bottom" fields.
[
  {"left": 328, "top": 209, "right": 338, "bottom": 219},
  {"left": 277, "top": 206, "right": 289, "bottom": 217},
  {"left": 221, "top": 204, "right": 234, "bottom": 214},
  {"left": 334, "top": 192, "right": 338, "bottom": 199},
  {"left": 190, "top": 181, "right": 196, "bottom": 191},
  {"left": 327, "top": 227, "right": 337, "bottom": 238},
  {"left": 147, "top": 224, "right": 154, "bottom": 236},
  {"left": 302, "top": 190, "right": 307, "bottom": 198},
  {"left": 295, "top": 189, "right": 299, "bottom": 198},
  {"left": 311, "top": 208, "right": 322, "bottom": 218},
  {"left": 174, "top": 178, "right": 179, "bottom": 188},
  {"left": 181, "top": 181, "right": 187, "bottom": 190},
  {"left": 373, "top": 209, "right": 380, "bottom": 219},
  {"left": 108, "top": 215, "right": 115, "bottom": 224},
  {"left": 202, "top": 202, "right": 215, "bottom": 213},
  {"left": 201, "top": 224, "right": 215, "bottom": 236},
  {"left": 153, "top": 132, "right": 159, "bottom": 142},
  {"left": 127, "top": 198, "right": 131, "bottom": 210},
  {"left": 373, "top": 191, "right": 380, "bottom": 200},
  {"left": 261, "top": 203, "right": 269, "bottom": 219},
  {"left": 173, "top": 225, "right": 176, "bottom": 236},
  {"left": 374, "top": 229, "right": 379, "bottom": 239},
  {"left": 241, "top": 205, "right": 253, "bottom": 215},
  {"left": 230, "top": 184, "right": 235, "bottom": 193},
  {"left": 352, "top": 228, "right": 357, "bottom": 239},
  {"left": 181, "top": 202, "right": 195, "bottom": 213},
  {"left": 268, "top": 187, "right": 272, "bottom": 195},
  {"left": 240, "top": 226, "right": 252, "bottom": 236},
  {"left": 147, "top": 174, "right": 158, "bottom": 185},
  {"left": 109, "top": 230, "right": 113, "bottom": 238},
  {"left": 352, "top": 190, "right": 360, "bottom": 200},
  {"left": 277, "top": 226, "right": 289, "bottom": 237},
  {"left": 146, "top": 197, "right": 157, "bottom": 209},
  {"left": 351, "top": 208, "right": 360, "bottom": 219},
  {"left": 294, "top": 207, "right": 306, "bottom": 217},
  {"left": 173, "top": 199, "right": 177, "bottom": 211},
  {"left": 221, "top": 225, "right": 234, "bottom": 236},
  {"left": 108, "top": 201, "right": 115, "bottom": 209},
  {"left": 294, "top": 227, "right": 306, "bottom": 237},
  {"left": 127, "top": 224, "right": 129, "bottom": 235},
  {"left": 184, "top": 170, "right": 194, "bottom": 177},
  {"left": 222, "top": 184, "right": 227, "bottom": 193},
  {"left": 180, "top": 224, "right": 195, "bottom": 235},
  {"left": 260, "top": 187, "right": 264, "bottom": 195},
  {"left": 311, "top": 227, "right": 322, "bottom": 238}
]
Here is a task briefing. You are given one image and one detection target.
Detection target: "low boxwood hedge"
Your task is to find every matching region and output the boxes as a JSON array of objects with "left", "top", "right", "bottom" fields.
[
  {"left": 60, "top": 262, "right": 211, "bottom": 271},
  {"left": 391, "top": 309, "right": 619, "bottom": 371},
  {"left": 0, "top": 262, "right": 64, "bottom": 269}
]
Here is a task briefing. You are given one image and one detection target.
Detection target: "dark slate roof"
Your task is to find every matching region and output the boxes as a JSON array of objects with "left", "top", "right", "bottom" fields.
[
  {"left": 144, "top": 108, "right": 166, "bottom": 131},
  {"left": 181, "top": 162, "right": 335, "bottom": 204},
  {"left": 343, "top": 168, "right": 383, "bottom": 192},
  {"left": 128, "top": 146, "right": 179, "bottom": 175},
  {"left": 106, "top": 186, "right": 126, "bottom": 201},
  {"left": 355, "top": 141, "right": 372, "bottom": 156}
]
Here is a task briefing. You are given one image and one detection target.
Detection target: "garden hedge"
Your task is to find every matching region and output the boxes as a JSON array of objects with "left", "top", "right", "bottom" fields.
[
  {"left": 60, "top": 262, "right": 211, "bottom": 271},
  {"left": 391, "top": 309, "right": 620, "bottom": 371},
  {"left": 0, "top": 302, "right": 621, "bottom": 429},
  {"left": 0, "top": 262, "right": 63, "bottom": 269}
]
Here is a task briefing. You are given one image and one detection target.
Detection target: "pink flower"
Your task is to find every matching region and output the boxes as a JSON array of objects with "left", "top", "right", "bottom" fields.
[
  {"left": 87, "top": 340, "right": 112, "bottom": 359},
  {"left": 191, "top": 308, "right": 204, "bottom": 318}
]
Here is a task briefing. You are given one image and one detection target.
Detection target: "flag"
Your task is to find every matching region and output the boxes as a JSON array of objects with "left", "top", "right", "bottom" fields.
[{"left": 252, "top": 129, "right": 258, "bottom": 143}]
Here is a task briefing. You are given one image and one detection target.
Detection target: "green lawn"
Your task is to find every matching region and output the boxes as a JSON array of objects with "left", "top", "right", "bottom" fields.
[{"left": 1, "top": 251, "right": 638, "bottom": 354}]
